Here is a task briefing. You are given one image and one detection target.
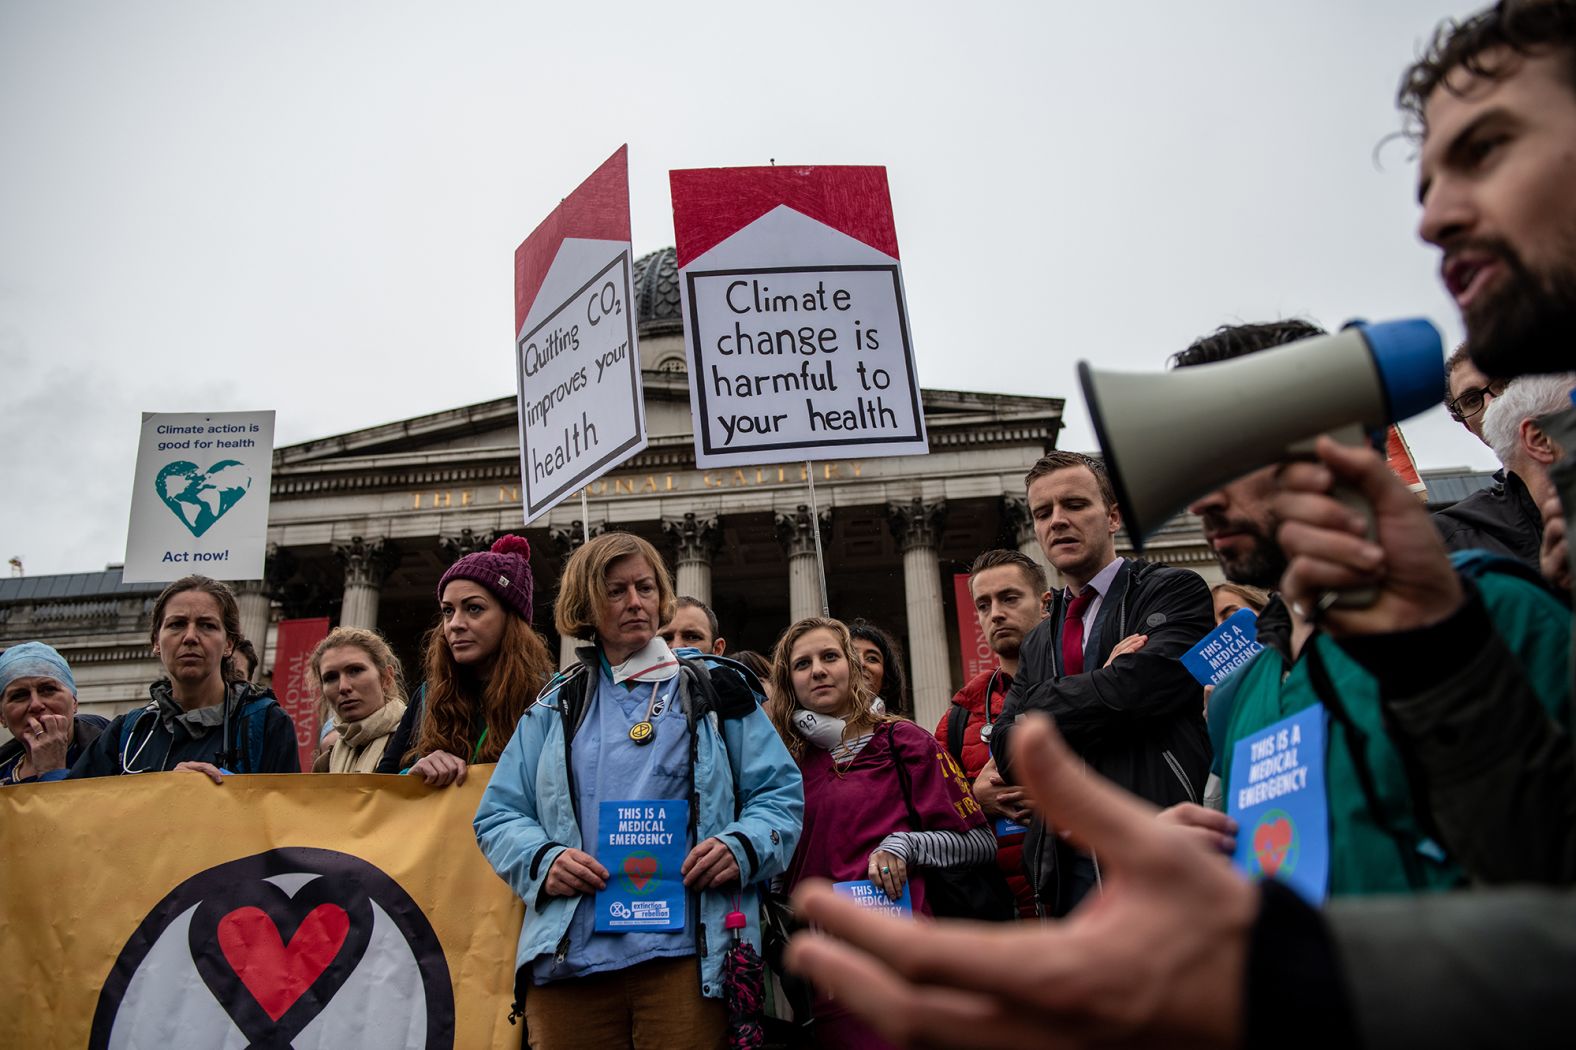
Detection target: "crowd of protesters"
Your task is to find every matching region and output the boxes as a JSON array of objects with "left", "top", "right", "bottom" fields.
[{"left": 4, "top": 1, "right": 1576, "bottom": 1046}]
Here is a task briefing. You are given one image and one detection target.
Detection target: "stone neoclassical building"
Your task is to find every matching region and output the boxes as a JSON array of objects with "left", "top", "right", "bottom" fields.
[{"left": 5, "top": 248, "right": 1258, "bottom": 734}]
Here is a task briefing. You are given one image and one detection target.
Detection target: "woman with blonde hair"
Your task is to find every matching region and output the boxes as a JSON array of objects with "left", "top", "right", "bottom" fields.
[
  {"left": 767, "top": 616, "right": 994, "bottom": 1048},
  {"left": 1210, "top": 582, "right": 1271, "bottom": 625},
  {"left": 475, "top": 531, "right": 802, "bottom": 1048},
  {"left": 309, "top": 626, "right": 409, "bottom": 773},
  {"left": 377, "top": 535, "right": 555, "bottom": 784}
]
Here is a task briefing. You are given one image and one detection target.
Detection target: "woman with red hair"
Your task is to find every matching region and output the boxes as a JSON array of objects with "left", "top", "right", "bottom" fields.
[{"left": 377, "top": 535, "right": 555, "bottom": 784}]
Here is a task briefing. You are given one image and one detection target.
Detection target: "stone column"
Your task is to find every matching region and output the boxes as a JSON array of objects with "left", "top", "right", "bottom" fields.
[
  {"left": 234, "top": 580, "right": 272, "bottom": 676},
  {"left": 888, "top": 498, "right": 951, "bottom": 730},
  {"left": 1003, "top": 495, "right": 1060, "bottom": 590},
  {"left": 662, "top": 513, "right": 720, "bottom": 605},
  {"left": 333, "top": 537, "right": 399, "bottom": 630},
  {"left": 548, "top": 521, "right": 605, "bottom": 669},
  {"left": 774, "top": 505, "right": 830, "bottom": 623}
]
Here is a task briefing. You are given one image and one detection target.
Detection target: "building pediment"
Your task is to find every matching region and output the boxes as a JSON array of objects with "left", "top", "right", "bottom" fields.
[{"left": 271, "top": 371, "right": 1065, "bottom": 499}]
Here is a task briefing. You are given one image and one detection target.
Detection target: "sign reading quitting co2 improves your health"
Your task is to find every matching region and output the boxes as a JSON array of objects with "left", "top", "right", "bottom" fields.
[
  {"left": 514, "top": 146, "right": 647, "bottom": 522},
  {"left": 123, "top": 410, "right": 274, "bottom": 583},
  {"left": 670, "top": 165, "right": 928, "bottom": 469}
]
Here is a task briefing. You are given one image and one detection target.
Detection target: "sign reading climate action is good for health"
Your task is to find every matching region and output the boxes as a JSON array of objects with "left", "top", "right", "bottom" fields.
[
  {"left": 515, "top": 145, "right": 646, "bottom": 521},
  {"left": 670, "top": 165, "right": 928, "bottom": 468},
  {"left": 123, "top": 410, "right": 274, "bottom": 583}
]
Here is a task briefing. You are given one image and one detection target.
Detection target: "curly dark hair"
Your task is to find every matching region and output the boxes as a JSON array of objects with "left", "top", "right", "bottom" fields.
[
  {"left": 1397, "top": 1, "right": 1576, "bottom": 136},
  {"left": 1168, "top": 319, "right": 1326, "bottom": 370}
]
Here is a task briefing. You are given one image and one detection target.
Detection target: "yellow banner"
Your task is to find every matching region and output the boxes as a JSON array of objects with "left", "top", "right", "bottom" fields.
[{"left": 0, "top": 769, "right": 524, "bottom": 1049}]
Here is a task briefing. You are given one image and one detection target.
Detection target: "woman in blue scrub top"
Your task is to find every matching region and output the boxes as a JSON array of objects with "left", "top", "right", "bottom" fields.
[{"left": 475, "top": 532, "right": 802, "bottom": 1049}]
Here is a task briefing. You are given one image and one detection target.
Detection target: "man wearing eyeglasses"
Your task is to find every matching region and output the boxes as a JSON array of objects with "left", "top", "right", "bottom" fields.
[
  {"left": 1433, "top": 344, "right": 1543, "bottom": 567},
  {"left": 1443, "top": 345, "right": 1506, "bottom": 444}
]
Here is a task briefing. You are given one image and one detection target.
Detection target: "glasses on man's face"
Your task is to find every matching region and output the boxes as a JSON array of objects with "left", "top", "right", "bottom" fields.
[{"left": 1447, "top": 379, "right": 1508, "bottom": 422}]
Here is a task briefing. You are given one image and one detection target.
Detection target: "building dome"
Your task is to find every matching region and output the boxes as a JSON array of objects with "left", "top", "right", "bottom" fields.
[{"left": 632, "top": 247, "right": 683, "bottom": 337}]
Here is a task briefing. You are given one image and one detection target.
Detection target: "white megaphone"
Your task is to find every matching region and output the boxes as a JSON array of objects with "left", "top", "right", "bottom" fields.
[{"left": 1078, "top": 319, "right": 1444, "bottom": 552}]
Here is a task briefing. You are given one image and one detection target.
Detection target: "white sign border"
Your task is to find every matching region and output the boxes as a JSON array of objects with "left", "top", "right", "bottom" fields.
[{"left": 516, "top": 248, "right": 646, "bottom": 521}]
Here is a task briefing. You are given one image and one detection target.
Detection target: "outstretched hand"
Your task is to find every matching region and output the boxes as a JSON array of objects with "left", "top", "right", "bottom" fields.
[{"left": 785, "top": 715, "right": 1255, "bottom": 1049}]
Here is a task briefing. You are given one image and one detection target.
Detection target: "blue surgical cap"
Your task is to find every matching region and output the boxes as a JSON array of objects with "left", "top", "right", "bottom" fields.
[{"left": 0, "top": 641, "right": 78, "bottom": 698}]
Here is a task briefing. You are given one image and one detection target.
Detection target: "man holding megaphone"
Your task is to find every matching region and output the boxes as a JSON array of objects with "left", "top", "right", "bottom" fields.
[{"left": 1165, "top": 321, "right": 1570, "bottom": 897}]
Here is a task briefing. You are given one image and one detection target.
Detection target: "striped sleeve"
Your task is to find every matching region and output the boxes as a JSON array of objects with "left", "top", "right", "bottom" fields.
[{"left": 876, "top": 824, "right": 997, "bottom": 869}]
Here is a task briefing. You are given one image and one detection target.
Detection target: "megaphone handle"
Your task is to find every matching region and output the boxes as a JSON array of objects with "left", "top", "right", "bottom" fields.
[{"left": 1284, "top": 424, "right": 1378, "bottom": 610}]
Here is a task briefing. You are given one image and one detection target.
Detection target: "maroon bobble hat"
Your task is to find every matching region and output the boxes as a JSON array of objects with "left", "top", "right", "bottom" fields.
[{"left": 437, "top": 534, "right": 535, "bottom": 621}]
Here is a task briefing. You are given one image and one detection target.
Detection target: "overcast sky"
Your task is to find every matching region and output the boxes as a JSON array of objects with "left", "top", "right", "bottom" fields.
[{"left": 2, "top": 0, "right": 1492, "bottom": 577}]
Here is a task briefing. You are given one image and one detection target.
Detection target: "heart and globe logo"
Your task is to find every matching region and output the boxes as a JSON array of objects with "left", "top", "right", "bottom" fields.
[
  {"left": 622, "top": 851, "right": 659, "bottom": 894},
  {"left": 89, "top": 848, "right": 454, "bottom": 1049},
  {"left": 155, "top": 460, "right": 252, "bottom": 538},
  {"left": 1251, "top": 809, "right": 1299, "bottom": 878}
]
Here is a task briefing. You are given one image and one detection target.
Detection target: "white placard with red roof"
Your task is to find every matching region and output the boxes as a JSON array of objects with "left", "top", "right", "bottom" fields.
[
  {"left": 515, "top": 145, "right": 647, "bottom": 522},
  {"left": 669, "top": 165, "right": 928, "bottom": 468}
]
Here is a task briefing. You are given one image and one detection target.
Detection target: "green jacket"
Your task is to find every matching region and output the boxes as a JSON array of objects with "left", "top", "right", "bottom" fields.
[{"left": 1214, "top": 567, "right": 1570, "bottom": 897}]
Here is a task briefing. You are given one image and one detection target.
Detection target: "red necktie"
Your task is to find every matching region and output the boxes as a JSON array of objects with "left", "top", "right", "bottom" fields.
[{"left": 1061, "top": 588, "right": 1098, "bottom": 676}]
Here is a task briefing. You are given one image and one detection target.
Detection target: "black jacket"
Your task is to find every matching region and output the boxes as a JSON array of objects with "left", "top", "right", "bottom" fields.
[
  {"left": 1431, "top": 468, "right": 1543, "bottom": 568},
  {"left": 0, "top": 713, "right": 109, "bottom": 782},
  {"left": 68, "top": 681, "right": 299, "bottom": 777},
  {"left": 1349, "top": 407, "right": 1576, "bottom": 885},
  {"left": 989, "top": 557, "right": 1213, "bottom": 911}
]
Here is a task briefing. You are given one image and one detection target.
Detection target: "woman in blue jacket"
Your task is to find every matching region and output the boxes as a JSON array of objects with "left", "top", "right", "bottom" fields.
[{"left": 474, "top": 532, "right": 803, "bottom": 1049}]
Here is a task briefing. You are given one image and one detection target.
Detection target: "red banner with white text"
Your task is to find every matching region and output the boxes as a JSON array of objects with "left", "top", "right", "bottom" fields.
[
  {"left": 274, "top": 617, "right": 330, "bottom": 771},
  {"left": 953, "top": 574, "right": 995, "bottom": 683}
]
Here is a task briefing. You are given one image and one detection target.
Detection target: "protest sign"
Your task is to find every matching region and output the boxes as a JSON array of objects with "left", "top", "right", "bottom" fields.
[
  {"left": 0, "top": 770, "right": 523, "bottom": 1049},
  {"left": 515, "top": 145, "right": 646, "bottom": 521},
  {"left": 670, "top": 165, "right": 928, "bottom": 468},
  {"left": 1227, "top": 705, "right": 1330, "bottom": 904},
  {"left": 123, "top": 410, "right": 274, "bottom": 582},
  {"left": 832, "top": 879, "right": 913, "bottom": 918},
  {"left": 595, "top": 799, "right": 687, "bottom": 932},
  {"left": 1180, "top": 608, "right": 1264, "bottom": 687},
  {"left": 275, "top": 616, "right": 331, "bottom": 771}
]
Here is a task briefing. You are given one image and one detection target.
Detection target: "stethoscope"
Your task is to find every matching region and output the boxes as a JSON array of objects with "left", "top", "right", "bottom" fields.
[
  {"left": 119, "top": 707, "right": 171, "bottom": 774},
  {"left": 977, "top": 669, "right": 1006, "bottom": 744},
  {"left": 627, "top": 675, "right": 679, "bottom": 746}
]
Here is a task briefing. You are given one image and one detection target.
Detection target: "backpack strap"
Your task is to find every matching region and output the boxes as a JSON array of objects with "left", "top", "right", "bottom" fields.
[
  {"left": 118, "top": 708, "right": 149, "bottom": 754},
  {"left": 680, "top": 654, "right": 760, "bottom": 720},
  {"left": 887, "top": 724, "right": 923, "bottom": 830},
  {"left": 945, "top": 703, "right": 969, "bottom": 764},
  {"left": 236, "top": 697, "right": 275, "bottom": 774}
]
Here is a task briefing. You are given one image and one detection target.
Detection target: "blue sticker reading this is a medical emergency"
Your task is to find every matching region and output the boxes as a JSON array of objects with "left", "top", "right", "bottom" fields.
[
  {"left": 832, "top": 880, "right": 912, "bottom": 918},
  {"left": 595, "top": 799, "right": 687, "bottom": 932},
  {"left": 1227, "top": 705, "right": 1329, "bottom": 905},
  {"left": 1181, "top": 608, "right": 1264, "bottom": 687}
]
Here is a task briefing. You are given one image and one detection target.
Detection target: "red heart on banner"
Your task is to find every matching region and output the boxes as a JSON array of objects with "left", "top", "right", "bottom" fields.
[
  {"left": 624, "top": 855, "right": 658, "bottom": 891},
  {"left": 217, "top": 904, "right": 350, "bottom": 1021},
  {"left": 1253, "top": 818, "right": 1294, "bottom": 876}
]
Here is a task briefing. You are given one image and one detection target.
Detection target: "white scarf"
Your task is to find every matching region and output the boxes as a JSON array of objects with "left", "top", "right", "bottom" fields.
[
  {"left": 606, "top": 636, "right": 681, "bottom": 684},
  {"left": 791, "top": 697, "right": 885, "bottom": 765}
]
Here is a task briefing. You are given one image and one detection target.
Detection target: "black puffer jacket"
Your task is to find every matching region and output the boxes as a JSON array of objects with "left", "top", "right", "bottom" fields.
[
  {"left": 1432, "top": 468, "right": 1544, "bottom": 569},
  {"left": 989, "top": 557, "right": 1213, "bottom": 912}
]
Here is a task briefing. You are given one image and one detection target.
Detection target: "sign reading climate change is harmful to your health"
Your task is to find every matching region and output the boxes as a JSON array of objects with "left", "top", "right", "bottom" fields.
[
  {"left": 515, "top": 145, "right": 646, "bottom": 521},
  {"left": 123, "top": 410, "right": 274, "bottom": 583},
  {"left": 670, "top": 165, "right": 928, "bottom": 469}
]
